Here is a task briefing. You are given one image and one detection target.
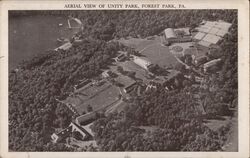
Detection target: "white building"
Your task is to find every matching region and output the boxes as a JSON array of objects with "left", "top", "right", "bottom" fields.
[
  {"left": 164, "top": 28, "right": 177, "bottom": 39},
  {"left": 102, "top": 70, "right": 111, "bottom": 78},
  {"left": 51, "top": 122, "right": 90, "bottom": 143},
  {"left": 132, "top": 56, "right": 152, "bottom": 70},
  {"left": 203, "top": 58, "right": 221, "bottom": 72}
]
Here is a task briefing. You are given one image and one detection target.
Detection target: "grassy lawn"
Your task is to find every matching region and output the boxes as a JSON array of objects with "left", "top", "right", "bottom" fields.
[
  {"left": 118, "top": 37, "right": 149, "bottom": 49},
  {"left": 140, "top": 43, "right": 178, "bottom": 68},
  {"left": 119, "top": 36, "right": 179, "bottom": 68}
]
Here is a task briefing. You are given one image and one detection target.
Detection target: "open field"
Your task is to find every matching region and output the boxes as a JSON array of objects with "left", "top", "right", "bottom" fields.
[
  {"left": 118, "top": 37, "right": 150, "bottom": 49},
  {"left": 64, "top": 81, "right": 120, "bottom": 114},
  {"left": 119, "top": 36, "right": 179, "bottom": 68},
  {"left": 140, "top": 43, "right": 178, "bottom": 68},
  {"left": 169, "top": 42, "right": 194, "bottom": 57},
  {"left": 170, "top": 42, "right": 209, "bottom": 59}
]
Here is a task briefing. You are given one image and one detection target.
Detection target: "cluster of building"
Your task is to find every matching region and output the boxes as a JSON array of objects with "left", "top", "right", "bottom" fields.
[
  {"left": 193, "top": 20, "right": 232, "bottom": 47},
  {"left": 163, "top": 20, "right": 231, "bottom": 49},
  {"left": 51, "top": 122, "right": 93, "bottom": 143},
  {"left": 165, "top": 20, "right": 231, "bottom": 73},
  {"left": 163, "top": 28, "right": 192, "bottom": 45},
  {"left": 51, "top": 19, "right": 232, "bottom": 147}
]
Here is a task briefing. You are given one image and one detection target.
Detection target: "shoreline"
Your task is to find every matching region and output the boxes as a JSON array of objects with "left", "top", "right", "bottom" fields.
[
  {"left": 10, "top": 17, "right": 82, "bottom": 70},
  {"left": 54, "top": 17, "right": 82, "bottom": 51}
]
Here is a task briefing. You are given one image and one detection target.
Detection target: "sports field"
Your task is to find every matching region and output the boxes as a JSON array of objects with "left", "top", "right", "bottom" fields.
[{"left": 64, "top": 81, "right": 120, "bottom": 114}]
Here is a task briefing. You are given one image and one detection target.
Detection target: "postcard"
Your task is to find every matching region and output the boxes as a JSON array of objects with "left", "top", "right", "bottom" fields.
[{"left": 0, "top": 0, "right": 249, "bottom": 158}]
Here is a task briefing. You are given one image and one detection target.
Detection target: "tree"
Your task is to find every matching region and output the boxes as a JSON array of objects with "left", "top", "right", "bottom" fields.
[
  {"left": 87, "top": 105, "right": 93, "bottom": 113},
  {"left": 117, "top": 66, "right": 124, "bottom": 73}
]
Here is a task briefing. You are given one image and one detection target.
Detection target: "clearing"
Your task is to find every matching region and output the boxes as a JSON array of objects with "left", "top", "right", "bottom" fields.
[{"left": 118, "top": 36, "right": 179, "bottom": 68}]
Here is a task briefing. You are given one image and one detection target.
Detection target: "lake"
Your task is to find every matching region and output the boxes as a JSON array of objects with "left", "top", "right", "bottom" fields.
[{"left": 9, "top": 15, "right": 79, "bottom": 69}]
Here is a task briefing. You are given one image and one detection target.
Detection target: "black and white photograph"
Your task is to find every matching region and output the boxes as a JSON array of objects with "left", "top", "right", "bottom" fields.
[
  {"left": 0, "top": 1, "right": 249, "bottom": 157},
  {"left": 7, "top": 9, "right": 240, "bottom": 152}
]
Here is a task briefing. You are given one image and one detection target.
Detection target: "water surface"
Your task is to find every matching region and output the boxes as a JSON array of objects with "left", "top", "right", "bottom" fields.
[{"left": 9, "top": 15, "right": 79, "bottom": 69}]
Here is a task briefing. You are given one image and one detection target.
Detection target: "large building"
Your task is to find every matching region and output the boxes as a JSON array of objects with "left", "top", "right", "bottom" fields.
[
  {"left": 74, "top": 79, "right": 91, "bottom": 90},
  {"left": 75, "top": 112, "right": 97, "bottom": 125},
  {"left": 164, "top": 28, "right": 177, "bottom": 39},
  {"left": 203, "top": 58, "right": 221, "bottom": 72},
  {"left": 115, "top": 51, "right": 127, "bottom": 62},
  {"left": 163, "top": 28, "right": 192, "bottom": 45},
  {"left": 51, "top": 122, "right": 92, "bottom": 143},
  {"left": 194, "top": 20, "right": 232, "bottom": 47}
]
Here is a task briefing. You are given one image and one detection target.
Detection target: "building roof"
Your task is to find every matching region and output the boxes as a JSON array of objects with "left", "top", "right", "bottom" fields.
[
  {"left": 82, "top": 123, "right": 95, "bottom": 137},
  {"left": 204, "top": 20, "right": 232, "bottom": 31},
  {"left": 117, "top": 54, "right": 125, "bottom": 58},
  {"left": 215, "top": 29, "right": 228, "bottom": 37},
  {"left": 197, "top": 25, "right": 211, "bottom": 33},
  {"left": 204, "top": 58, "right": 221, "bottom": 67},
  {"left": 116, "top": 75, "right": 136, "bottom": 88},
  {"left": 209, "top": 27, "right": 220, "bottom": 35},
  {"left": 174, "top": 28, "right": 190, "bottom": 36},
  {"left": 216, "top": 20, "right": 232, "bottom": 31},
  {"left": 76, "top": 112, "right": 97, "bottom": 124},
  {"left": 71, "top": 122, "right": 92, "bottom": 137},
  {"left": 133, "top": 56, "right": 152, "bottom": 69},
  {"left": 198, "top": 40, "right": 212, "bottom": 47},
  {"left": 202, "top": 34, "right": 221, "bottom": 44},
  {"left": 204, "top": 21, "right": 215, "bottom": 27},
  {"left": 199, "top": 20, "right": 232, "bottom": 35},
  {"left": 164, "top": 28, "right": 177, "bottom": 39},
  {"left": 194, "top": 32, "right": 206, "bottom": 40},
  {"left": 195, "top": 20, "right": 232, "bottom": 42},
  {"left": 56, "top": 125, "right": 72, "bottom": 139},
  {"left": 102, "top": 70, "right": 111, "bottom": 75}
]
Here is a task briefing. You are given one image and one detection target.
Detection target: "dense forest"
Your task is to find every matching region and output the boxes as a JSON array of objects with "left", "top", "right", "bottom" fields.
[
  {"left": 9, "top": 10, "right": 237, "bottom": 151},
  {"left": 9, "top": 39, "right": 121, "bottom": 151},
  {"left": 92, "top": 88, "right": 229, "bottom": 151}
]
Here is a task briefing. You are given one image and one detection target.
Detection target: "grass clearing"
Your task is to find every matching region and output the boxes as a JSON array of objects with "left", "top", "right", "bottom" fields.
[{"left": 119, "top": 36, "right": 179, "bottom": 68}]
